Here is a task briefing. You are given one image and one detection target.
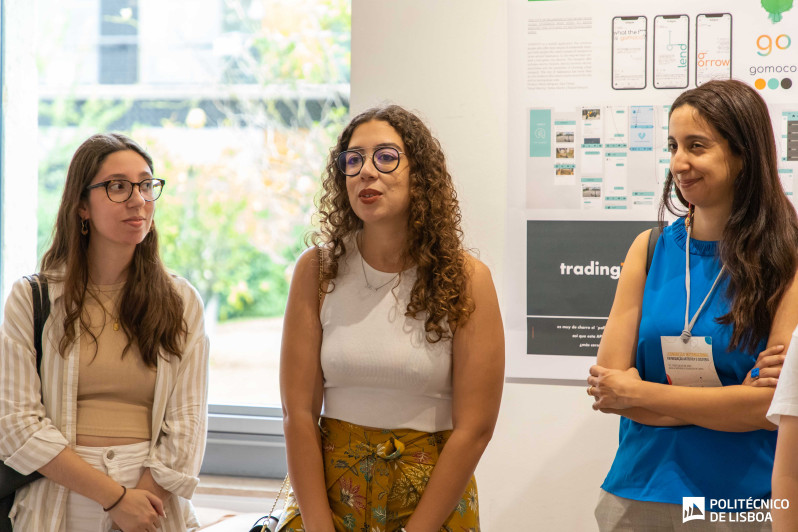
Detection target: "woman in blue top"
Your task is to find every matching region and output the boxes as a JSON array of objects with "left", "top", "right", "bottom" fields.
[{"left": 588, "top": 79, "right": 798, "bottom": 531}]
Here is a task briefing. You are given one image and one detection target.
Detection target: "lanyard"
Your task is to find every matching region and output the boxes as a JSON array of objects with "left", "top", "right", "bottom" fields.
[{"left": 681, "top": 221, "right": 725, "bottom": 343}]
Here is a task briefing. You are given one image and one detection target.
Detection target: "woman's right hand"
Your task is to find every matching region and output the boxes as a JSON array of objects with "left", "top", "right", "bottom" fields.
[
  {"left": 108, "top": 487, "right": 165, "bottom": 532},
  {"left": 743, "top": 344, "right": 785, "bottom": 387}
]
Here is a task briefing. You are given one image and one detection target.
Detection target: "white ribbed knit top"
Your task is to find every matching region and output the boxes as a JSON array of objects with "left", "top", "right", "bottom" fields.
[{"left": 320, "top": 242, "right": 453, "bottom": 432}]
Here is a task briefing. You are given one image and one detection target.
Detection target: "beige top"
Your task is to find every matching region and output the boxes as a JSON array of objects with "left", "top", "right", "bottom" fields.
[{"left": 77, "top": 282, "right": 156, "bottom": 439}]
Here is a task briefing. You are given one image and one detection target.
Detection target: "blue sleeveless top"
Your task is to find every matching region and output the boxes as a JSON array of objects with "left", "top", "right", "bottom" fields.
[{"left": 601, "top": 219, "right": 777, "bottom": 507}]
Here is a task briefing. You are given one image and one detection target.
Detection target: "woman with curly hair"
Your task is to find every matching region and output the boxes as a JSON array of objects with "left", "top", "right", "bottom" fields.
[{"left": 277, "top": 105, "right": 504, "bottom": 532}]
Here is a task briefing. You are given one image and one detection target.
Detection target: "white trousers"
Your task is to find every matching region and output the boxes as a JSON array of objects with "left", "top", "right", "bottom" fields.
[{"left": 65, "top": 441, "right": 152, "bottom": 532}]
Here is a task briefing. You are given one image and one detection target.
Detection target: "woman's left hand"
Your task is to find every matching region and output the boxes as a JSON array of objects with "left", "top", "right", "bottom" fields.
[
  {"left": 742, "top": 344, "right": 785, "bottom": 388},
  {"left": 587, "top": 365, "right": 643, "bottom": 411}
]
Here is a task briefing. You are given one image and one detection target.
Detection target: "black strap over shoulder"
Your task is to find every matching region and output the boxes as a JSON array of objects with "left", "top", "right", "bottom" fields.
[
  {"left": 646, "top": 226, "right": 663, "bottom": 275},
  {"left": 23, "top": 274, "right": 50, "bottom": 375},
  {"left": 0, "top": 276, "right": 50, "bottom": 526}
]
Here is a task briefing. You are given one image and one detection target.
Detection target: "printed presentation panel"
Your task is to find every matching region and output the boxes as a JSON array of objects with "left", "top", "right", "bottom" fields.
[
  {"left": 508, "top": 0, "right": 798, "bottom": 381},
  {"left": 526, "top": 220, "right": 657, "bottom": 357}
]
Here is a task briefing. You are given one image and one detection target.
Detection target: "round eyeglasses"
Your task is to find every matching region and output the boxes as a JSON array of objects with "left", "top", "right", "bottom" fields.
[
  {"left": 85, "top": 178, "right": 165, "bottom": 203},
  {"left": 336, "top": 147, "right": 404, "bottom": 177}
]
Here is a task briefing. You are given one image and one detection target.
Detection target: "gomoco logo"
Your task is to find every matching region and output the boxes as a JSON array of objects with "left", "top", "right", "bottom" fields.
[
  {"left": 757, "top": 33, "right": 791, "bottom": 56},
  {"left": 751, "top": 33, "right": 794, "bottom": 90}
]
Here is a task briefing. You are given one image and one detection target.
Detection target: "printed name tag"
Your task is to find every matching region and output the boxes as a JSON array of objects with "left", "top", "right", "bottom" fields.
[{"left": 660, "top": 335, "right": 722, "bottom": 387}]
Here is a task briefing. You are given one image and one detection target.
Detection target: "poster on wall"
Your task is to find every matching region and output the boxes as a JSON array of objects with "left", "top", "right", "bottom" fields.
[{"left": 507, "top": 0, "right": 798, "bottom": 381}]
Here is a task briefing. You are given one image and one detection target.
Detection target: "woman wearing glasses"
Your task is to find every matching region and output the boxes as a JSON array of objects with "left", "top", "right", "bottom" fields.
[
  {"left": 0, "top": 134, "right": 209, "bottom": 531},
  {"left": 278, "top": 105, "right": 504, "bottom": 532},
  {"left": 588, "top": 80, "right": 798, "bottom": 530}
]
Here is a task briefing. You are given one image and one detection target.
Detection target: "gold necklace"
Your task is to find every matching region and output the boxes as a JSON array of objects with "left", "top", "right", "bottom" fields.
[{"left": 88, "top": 290, "right": 121, "bottom": 331}]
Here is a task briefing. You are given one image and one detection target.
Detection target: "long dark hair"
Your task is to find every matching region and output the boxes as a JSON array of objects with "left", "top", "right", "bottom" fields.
[
  {"left": 312, "top": 105, "right": 474, "bottom": 342},
  {"left": 659, "top": 80, "right": 798, "bottom": 353},
  {"left": 41, "top": 133, "right": 186, "bottom": 367}
]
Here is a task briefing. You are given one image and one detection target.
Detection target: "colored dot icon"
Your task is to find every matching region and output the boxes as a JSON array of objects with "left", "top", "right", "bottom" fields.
[{"left": 755, "top": 78, "right": 793, "bottom": 89}]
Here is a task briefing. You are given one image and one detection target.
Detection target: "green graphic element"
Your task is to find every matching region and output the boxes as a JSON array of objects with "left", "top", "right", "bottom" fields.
[
  {"left": 769, "top": 77, "right": 780, "bottom": 89},
  {"left": 529, "top": 109, "right": 552, "bottom": 157},
  {"left": 761, "top": 0, "right": 794, "bottom": 23}
]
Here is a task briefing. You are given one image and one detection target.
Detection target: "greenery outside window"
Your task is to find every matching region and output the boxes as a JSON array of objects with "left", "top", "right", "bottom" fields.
[{"left": 31, "top": 0, "right": 351, "bottom": 476}]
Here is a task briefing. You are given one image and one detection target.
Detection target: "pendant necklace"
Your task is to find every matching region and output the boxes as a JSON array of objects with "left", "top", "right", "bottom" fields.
[
  {"left": 360, "top": 254, "right": 400, "bottom": 291},
  {"left": 358, "top": 234, "right": 400, "bottom": 291},
  {"left": 90, "top": 289, "right": 121, "bottom": 331}
]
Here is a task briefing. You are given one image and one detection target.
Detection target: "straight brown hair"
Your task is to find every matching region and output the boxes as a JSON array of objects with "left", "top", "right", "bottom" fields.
[
  {"left": 41, "top": 133, "right": 186, "bottom": 367},
  {"left": 660, "top": 80, "right": 798, "bottom": 353}
]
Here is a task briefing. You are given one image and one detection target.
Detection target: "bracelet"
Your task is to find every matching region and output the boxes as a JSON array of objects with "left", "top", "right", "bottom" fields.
[{"left": 103, "top": 485, "right": 127, "bottom": 512}]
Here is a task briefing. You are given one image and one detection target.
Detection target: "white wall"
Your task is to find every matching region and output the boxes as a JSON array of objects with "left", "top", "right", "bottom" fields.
[{"left": 351, "top": 2, "right": 619, "bottom": 529}]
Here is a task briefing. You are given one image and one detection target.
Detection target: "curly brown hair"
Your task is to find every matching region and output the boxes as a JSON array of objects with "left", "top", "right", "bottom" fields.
[
  {"left": 41, "top": 133, "right": 187, "bottom": 367},
  {"left": 312, "top": 105, "right": 474, "bottom": 342}
]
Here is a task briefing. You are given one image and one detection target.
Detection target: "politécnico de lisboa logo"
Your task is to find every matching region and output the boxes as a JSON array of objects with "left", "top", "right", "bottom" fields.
[{"left": 683, "top": 497, "right": 706, "bottom": 522}]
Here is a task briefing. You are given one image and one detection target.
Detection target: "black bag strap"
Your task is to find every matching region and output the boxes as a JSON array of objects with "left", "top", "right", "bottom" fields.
[
  {"left": 645, "top": 226, "right": 662, "bottom": 276},
  {"left": 23, "top": 274, "right": 50, "bottom": 375}
]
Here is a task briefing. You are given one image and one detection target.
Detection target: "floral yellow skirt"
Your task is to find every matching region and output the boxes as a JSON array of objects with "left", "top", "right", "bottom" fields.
[{"left": 276, "top": 417, "right": 480, "bottom": 532}]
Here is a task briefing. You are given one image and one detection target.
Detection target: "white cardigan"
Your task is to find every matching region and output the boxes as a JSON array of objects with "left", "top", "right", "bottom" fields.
[{"left": 0, "top": 274, "right": 209, "bottom": 531}]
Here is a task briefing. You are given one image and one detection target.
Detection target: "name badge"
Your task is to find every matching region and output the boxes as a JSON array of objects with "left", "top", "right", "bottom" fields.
[{"left": 660, "top": 336, "right": 722, "bottom": 387}]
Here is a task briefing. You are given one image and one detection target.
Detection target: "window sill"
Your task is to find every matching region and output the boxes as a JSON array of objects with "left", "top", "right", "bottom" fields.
[
  {"left": 197, "top": 474, "right": 286, "bottom": 499},
  {"left": 194, "top": 475, "right": 286, "bottom": 529}
]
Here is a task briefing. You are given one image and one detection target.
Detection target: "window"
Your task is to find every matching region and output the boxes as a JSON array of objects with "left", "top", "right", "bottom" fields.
[
  {"left": 3, "top": 0, "right": 350, "bottom": 476},
  {"left": 98, "top": 0, "right": 139, "bottom": 84}
]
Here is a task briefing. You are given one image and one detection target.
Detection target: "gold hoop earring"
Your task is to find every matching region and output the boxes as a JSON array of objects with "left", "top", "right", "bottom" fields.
[{"left": 81, "top": 219, "right": 89, "bottom": 235}]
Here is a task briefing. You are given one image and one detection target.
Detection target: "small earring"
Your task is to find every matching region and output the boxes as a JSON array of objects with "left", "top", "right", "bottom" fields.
[{"left": 81, "top": 219, "right": 89, "bottom": 235}]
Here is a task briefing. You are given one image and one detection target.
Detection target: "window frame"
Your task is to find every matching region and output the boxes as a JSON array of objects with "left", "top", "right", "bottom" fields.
[
  {"left": 0, "top": 0, "right": 5, "bottom": 303},
  {"left": 203, "top": 404, "right": 286, "bottom": 478}
]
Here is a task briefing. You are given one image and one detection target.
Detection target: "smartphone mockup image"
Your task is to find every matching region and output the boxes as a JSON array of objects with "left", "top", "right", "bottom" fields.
[
  {"left": 612, "top": 16, "right": 647, "bottom": 90},
  {"left": 696, "top": 13, "right": 731, "bottom": 86},
  {"left": 653, "top": 15, "right": 689, "bottom": 89}
]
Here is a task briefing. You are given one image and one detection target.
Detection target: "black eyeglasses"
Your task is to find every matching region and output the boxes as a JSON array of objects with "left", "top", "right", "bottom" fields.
[
  {"left": 85, "top": 178, "right": 165, "bottom": 203},
  {"left": 336, "top": 147, "right": 404, "bottom": 177}
]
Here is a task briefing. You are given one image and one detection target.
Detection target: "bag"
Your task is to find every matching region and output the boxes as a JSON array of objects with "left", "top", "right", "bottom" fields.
[
  {"left": 0, "top": 275, "right": 51, "bottom": 531},
  {"left": 247, "top": 476, "right": 289, "bottom": 532},
  {"left": 248, "top": 247, "right": 324, "bottom": 531},
  {"left": 645, "top": 226, "right": 662, "bottom": 275},
  {"left": 249, "top": 248, "right": 325, "bottom": 531}
]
